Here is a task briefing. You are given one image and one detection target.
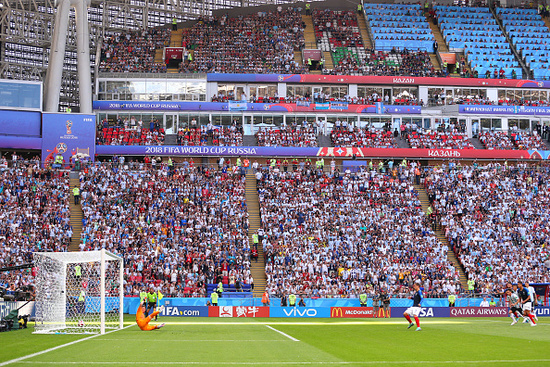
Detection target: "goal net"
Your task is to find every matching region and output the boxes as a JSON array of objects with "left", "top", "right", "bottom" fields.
[{"left": 33, "top": 250, "right": 124, "bottom": 334}]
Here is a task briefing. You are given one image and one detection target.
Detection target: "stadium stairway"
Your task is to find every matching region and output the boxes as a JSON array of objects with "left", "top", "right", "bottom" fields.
[
  {"left": 68, "top": 172, "right": 83, "bottom": 252},
  {"left": 322, "top": 51, "right": 334, "bottom": 69},
  {"left": 243, "top": 135, "right": 257, "bottom": 146},
  {"left": 429, "top": 53, "right": 442, "bottom": 71},
  {"left": 414, "top": 183, "right": 468, "bottom": 290},
  {"left": 357, "top": 14, "right": 373, "bottom": 49},
  {"left": 302, "top": 14, "right": 317, "bottom": 47},
  {"left": 469, "top": 137, "right": 485, "bottom": 149},
  {"left": 395, "top": 136, "right": 410, "bottom": 149},
  {"left": 427, "top": 18, "right": 448, "bottom": 52},
  {"left": 165, "top": 134, "right": 177, "bottom": 145},
  {"left": 154, "top": 49, "right": 164, "bottom": 64},
  {"left": 317, "top": 133, "right": 332, "bottom": 147},
  {"left": 170, "top": 29, "right": 183, "bottom": 47},
  {"left": 245, "top": 172, "right": 266, "bottom": 297},
  {"left": 294, "top": 50, "right": 303, "bottom": 64},
  {"left": 544, "top": 16, "right": 550, "bottom": 33}
]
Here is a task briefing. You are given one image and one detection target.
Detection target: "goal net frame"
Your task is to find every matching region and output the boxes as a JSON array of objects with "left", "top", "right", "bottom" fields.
[{"left": 33, "top": 249, "right": 124, "bottom": 335}]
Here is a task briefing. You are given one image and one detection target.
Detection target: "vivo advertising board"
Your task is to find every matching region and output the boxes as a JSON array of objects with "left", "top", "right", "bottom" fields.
[
  {"left": 269, "top": 307, "right": 331, "bottom": 318},
  {"left": 158, "top": 306, "right": 208, "bottom": 317},
  {"left": 390, "top": 307, "right": 450, "bottom": 318},
  {"left": 534, "top": 307, "right": 550, "bottom": 317}
]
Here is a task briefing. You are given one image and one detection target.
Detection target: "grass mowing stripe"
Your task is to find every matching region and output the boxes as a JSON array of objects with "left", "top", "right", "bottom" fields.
[
  {"left": 0, "top": 325, "right": 135, "bottom": 367},
  {"left": 14, "top": 360, "right": 550, "bottom": 365},
  {"left": 265, "top": 325, "right": 300, "bottom": 341}
]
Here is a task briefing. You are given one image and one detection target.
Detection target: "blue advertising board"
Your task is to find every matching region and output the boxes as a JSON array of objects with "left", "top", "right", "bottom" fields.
[
  {"left": 159, "top": 306, "right": 208, "bottom": 317},
  {"left": 459, "top": 105, "right": 550, "bottom": 116},
  {"left": 0, "top": 110, "right": 41, "bottom": 137},
  {"left": 92, "top": 100, "right": 420, "bottom": 114},
  {"left": 41, "top": 113, "right": 96, "bottom": 166},
  {"left": 390, "top": 307, "right": 450, "bottom": 318},
  {"left": 269, "top": 307, "right": 331, "bottom": 318},
  {"left": 535, "top": 307, "right": 550, "bottom": 317}
]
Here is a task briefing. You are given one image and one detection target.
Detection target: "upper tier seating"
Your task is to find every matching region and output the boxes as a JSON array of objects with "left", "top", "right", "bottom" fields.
[
  {"left": 365, "top": 4, "right": 435, "bottom": 52},
  {"left": 329, "top": 49, "right": 440, "bottom": 77},
  {"left": 178, "top": 10, "right": 308, "bottom": 74},
  {"left": 312, "top": 9, "right": 364, "bottom": 67},
  {"left": 497, "top": 8, "right": 550, "bottom": 80},
  {"left": 435, "top": 6, "right": 522, "bottom": 78},
  {"left": 99, "top": 29, "right": 170, "bottom": 73}
]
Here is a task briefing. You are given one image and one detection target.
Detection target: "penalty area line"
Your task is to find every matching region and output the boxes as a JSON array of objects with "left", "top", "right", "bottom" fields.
[
  {"left": 265, "top": 325, "right": 300, "bottom": 342},
  {"left": 0, "top": 324, "right": 135, "bottom": 367}
]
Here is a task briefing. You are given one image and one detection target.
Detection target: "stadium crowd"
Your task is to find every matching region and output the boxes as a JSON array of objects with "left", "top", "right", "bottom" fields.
[
  {"left": 99, "top": 29, "right": 170, "bottom": 73},
  {"left": 256, "top": 165, "right": 462, "bottom": 298},
  {"left": 331, "top": 127, "right": 397, "bottom": 148},
  {"left": 79, "top": 163, "right": 251, "bottom": 297},
  {"left": 425, "top": 163, "right": 550, "bottom": 293},
  {"left": 0, "top": 160, "right": 71, "bottom": 294},
  {"left": 97, "top": 118, "right": 165, "bottom": 146},
  {"left": 329, "top": 50, "right": 442, "bottom": 78},
  {"left": 178, "top": 10, "right": 308, "bottom": 74},
  {"left": 255, "top": 127, "right": 318, "bottom": 147},
  {"left": 407, "top": 130, "right": 474, "bottom": 149}
]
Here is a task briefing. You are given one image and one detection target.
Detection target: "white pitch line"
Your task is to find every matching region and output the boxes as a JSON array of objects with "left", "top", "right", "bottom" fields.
[
  {"left": 265, "top": 325, "right": 300, "bottom": 342},
  {"left": 93, "top": 338, "right": 288, "bottom": 342},
  {"left": 14, "top": 359, "right": 550, "bottom": 365},
  {"left": 145, "top": 320, "right": 469, "bottom": 326},
  {"left": 0, "top": 324, "right": 135, "bottom": 367}
]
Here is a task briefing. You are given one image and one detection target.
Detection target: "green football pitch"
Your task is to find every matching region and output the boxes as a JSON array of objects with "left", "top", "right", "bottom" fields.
[{"left": 1, "top": 317, "right": 550, "bottom": 367}]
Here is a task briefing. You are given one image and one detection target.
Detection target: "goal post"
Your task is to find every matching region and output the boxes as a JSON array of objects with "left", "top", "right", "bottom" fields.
[{"left": 33, "top": 249, "right": 124, "bottom": 334}]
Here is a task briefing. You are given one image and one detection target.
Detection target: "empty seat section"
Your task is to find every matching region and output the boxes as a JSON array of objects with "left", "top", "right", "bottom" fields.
[
  {"left": 365, "top": 4, "right": 435, "bottom": 52},
  {"left": 435, "top": 6, "right": 522, "bottom": 78}
]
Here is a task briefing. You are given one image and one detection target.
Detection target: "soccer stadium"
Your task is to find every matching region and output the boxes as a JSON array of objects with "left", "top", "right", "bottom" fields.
[{"left": 1, "top": 0, "right": 550, "bottom": 364}]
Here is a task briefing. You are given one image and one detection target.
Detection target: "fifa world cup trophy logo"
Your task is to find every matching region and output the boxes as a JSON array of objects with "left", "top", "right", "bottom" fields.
[{"left": 66, "top": 120, "right": 73, "bottom": 135}]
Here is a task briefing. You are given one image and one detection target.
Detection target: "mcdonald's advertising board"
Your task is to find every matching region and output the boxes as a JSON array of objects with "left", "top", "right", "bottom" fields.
[{"left": 330, "top": 307, "right": 375, "bottom": 318}]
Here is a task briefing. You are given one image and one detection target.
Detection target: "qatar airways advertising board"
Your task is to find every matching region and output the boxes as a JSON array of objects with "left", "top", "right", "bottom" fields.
[{"left": 450, "top": 307, "right": 508, "bottom": 317}]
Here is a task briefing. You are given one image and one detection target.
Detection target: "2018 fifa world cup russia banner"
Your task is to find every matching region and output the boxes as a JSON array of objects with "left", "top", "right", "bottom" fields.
[
  {"left": 450, "top": 307, "right": 508, "bottom": 317},
  {"left": 330, "top": 307, "right": 374, "bottom": 318},
  {"left": 208, "top": 306, "right": 270, "bottom": 318},
  {"left": 41, "top": 113, "right": 96, "bottom": 166},
  {"left": 95, "top": 144, "right": 550, "bottom": 160}
]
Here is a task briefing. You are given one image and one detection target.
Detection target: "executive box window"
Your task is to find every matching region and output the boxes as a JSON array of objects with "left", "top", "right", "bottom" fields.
[
  {"left": 497, "top": 89, "right": 548, "bottom": 102},
  {"left": 481, "top": 118, "right": 502, "bottom": 130}
]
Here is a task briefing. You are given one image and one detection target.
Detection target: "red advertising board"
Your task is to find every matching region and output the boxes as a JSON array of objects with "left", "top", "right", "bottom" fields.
[
  {"left": 208, "top": 306, "right": 270, "bottom": 318},
  {"left": 330, "top": 307, "right": 374, "bottom": 318},
  {"left": 450, "top": 307, "right": 508, "bottom": 317},
  {"left": 317, "top": 147, "right": 540, "bottom": 160}
]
